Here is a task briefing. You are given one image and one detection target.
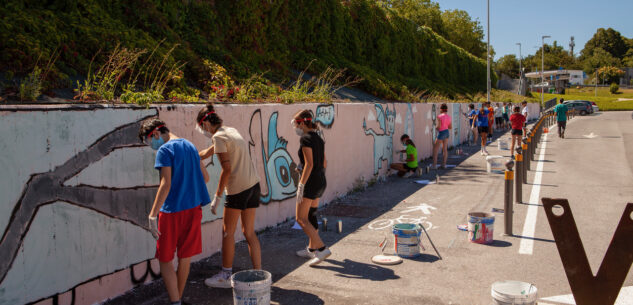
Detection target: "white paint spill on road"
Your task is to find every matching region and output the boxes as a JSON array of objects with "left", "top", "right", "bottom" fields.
[
  {"left": 583, "top": 132, "right": 598, "bottom": 138},
  {"left": 519, "top": 133, "right": 548, "bottom": 255}
]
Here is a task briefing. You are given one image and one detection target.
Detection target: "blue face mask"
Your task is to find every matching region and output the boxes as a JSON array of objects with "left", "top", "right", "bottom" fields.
[{"left": 150, "top": 137, "right": 165, "bottom": 150}]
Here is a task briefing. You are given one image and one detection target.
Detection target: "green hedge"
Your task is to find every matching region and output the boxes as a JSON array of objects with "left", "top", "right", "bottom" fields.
[{"left": 0, "top": 0, "right": 493, "bottom": 99}]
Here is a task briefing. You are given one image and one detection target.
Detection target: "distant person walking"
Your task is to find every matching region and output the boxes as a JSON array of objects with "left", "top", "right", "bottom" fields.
[
  {"left": 502, "top": 102, "right": 511, "bottom": 129},
  {"left": 509, "top": 106, "right": 526, "bottom": 157},
  {"left": 477, "top": 103, "right": 490, "bottom": 155},
  {"left": 197, "top": 104, "right": 263, "bottom": 289},
  {"left": 554, "top": 98, "right": 569, "bottom": 138},
  {"left": 487, "top": 102, "right": 495, "bottom": 138},
  {"left": 433, "top": 104, "right": 452, "bottom": 169},
  {"left": 521, "top": 101, "right": 529, "bottom": 136},
  {"left": 292, "top": 110, "right": 331, "bottom": 266},
  {"left": 494, "top": 103, "right": 503, "bottom": 130},
  {"left": 468, "top": 104, "right": 479, "bottom": 145},
  {"left": 391, "top": 134, "right": 421, "bottom": 177}
]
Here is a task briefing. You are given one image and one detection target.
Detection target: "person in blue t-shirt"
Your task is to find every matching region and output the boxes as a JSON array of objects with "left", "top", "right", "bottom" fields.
[
  {"left": 476, "top": 104, "right": 490, "bottom": 155},
  {"left": 467, "top": 103, "right": 479, "bottom": 145},
  {"left": 553, "top": 98, "right": 569, "bottom": 138},
  {"left": 139, "top": 118, "right": 211, "bottom": 305}
]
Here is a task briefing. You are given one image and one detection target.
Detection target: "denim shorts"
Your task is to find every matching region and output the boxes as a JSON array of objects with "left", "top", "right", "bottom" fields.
[{"left": 437, "top": 129, "right": 450, "bottom": 140}]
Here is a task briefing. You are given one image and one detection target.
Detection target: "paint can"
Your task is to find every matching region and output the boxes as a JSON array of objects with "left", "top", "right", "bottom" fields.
[
  {"left": 322, "top": 217, "right": 328, "bottom": 232},
  {"left": 337, "top": 220, "right": 342, "bottom": 233},
  {"left": 486, "top": 155, "right": 505, "bottom": 174},
  {"left": 231, "top": 269, "right": 272, "bottom": 305},
  {"left": 392, "top": 223, "right": 422, "bottom": 258},
  {"left": 468, "top": 212, "right": 495, "bottom": 244},
  {"left": 491, "top": 280, "right": 538, "bottom": 305},
  {"left": 497, "top": 138, "right": 508, "bottom": 150}
]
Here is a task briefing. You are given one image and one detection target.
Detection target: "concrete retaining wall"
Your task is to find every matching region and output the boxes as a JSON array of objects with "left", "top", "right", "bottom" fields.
[{"left": 0, "top": 102, "right": 540, "bottom": 304}]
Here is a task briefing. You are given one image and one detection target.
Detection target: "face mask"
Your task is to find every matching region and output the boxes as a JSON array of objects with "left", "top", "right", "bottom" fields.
[
  {"left": 195, "top": 124, "right": 214, "bottom": 138},
  {"left": 150, "top": 137, "right": 165, "bottom": 150},
  {"left": 295, "top": 128, "right": 304, "bottom": 136}
]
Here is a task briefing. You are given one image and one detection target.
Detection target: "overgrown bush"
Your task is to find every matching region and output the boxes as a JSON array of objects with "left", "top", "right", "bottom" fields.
[{"left": 610, "top": 82, "right": 619, "bottom": 94}]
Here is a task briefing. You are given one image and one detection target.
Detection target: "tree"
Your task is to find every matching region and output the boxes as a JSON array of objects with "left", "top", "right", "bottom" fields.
[
  {"left": 580, "top": 28, "right": 628, "bottom": 60},
  {"left": 522, "top": 41, "right": 579, "bottom": 73},
  {"left": 377, "top": 0, "right": 445, "bottom": 36},
  {"left": 495, "top": 54, "right": 519, "bottom": 78},
  {"left": 583, "top": 48, "right": 622, "bottom": 74},
  {"left": 623, "top": 48, "right": 633, "bottom": 67},
  {"left": 597, "top": 66, "right": 624, "bottom": 84},
  {"left": 441, "top": 9, "right": 486, "bottom": 59}
]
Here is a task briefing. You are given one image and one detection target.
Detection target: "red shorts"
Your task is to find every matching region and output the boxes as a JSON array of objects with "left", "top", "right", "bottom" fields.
[{"left": 155, "top": 206, "right": 202, "bottom": 262}]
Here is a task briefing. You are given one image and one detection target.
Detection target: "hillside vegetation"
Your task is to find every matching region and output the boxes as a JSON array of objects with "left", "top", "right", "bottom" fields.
[{"left": 0, "top": 0, "right": 493, "bottom": 103}]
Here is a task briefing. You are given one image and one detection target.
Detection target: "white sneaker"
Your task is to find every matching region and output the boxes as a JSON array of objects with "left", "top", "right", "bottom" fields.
[
  {"left": 204, "top": 272, "right": 232, "bottom": 289},
  {"left": 415, "top": 167, "right": 423, "bottom": 176},
  {"left": 296, "top": 247, "right": 315, "bottom": 259},
  {"left": 308, "top": 247, "right": 332, "bottom": 267},
  {"left": 403, "top": 171, "right": 413, "bottom": 178},
  {"left": 483, "top": 149, "right": 489, "bottom": 156}
]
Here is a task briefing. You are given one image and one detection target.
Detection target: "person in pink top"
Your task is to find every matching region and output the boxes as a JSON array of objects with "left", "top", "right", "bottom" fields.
[{"left": 433, "top": 103, "right": 452, "bottom": 169}]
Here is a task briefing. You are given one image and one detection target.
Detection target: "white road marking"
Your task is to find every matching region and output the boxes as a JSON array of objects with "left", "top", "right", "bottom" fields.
[
  {"left": 540, "top": 286, "right": 633, "bottom": 305},
  {"left": 401, "top": 203, "right": 437, "bottom": 215},
  {"left": 519, "top": 133, "right": 548, "bottom": 255},
  {"left": 583, "top": 132, "right": 598, "bottom": 138}
]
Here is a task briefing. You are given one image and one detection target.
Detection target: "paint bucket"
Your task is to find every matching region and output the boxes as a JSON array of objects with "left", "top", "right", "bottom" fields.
[
  {"left": 491, "top": 280, "right": 538, "bottom": 305},
  {"left": 497, "top": 138, "right": 508, "bottom": 150},
  {"left": 231, "top": 270, "right": 272, "bottom": 305},
  {"left": 486, "top": 155, "right": 505, "bottom": 174},
  {"left": 468, "top": 212, "right": 495, "bottom": 244},
  {"left": 392, "top": 223, "right": 422, "bottom": 258}
]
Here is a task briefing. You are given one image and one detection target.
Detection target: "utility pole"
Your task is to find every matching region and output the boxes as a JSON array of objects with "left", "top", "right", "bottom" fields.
[
  {"left": 486, "top": 0, "right": 491, "bottom": 103},
  {"left": 569, "top": 36, "right": 575, "bottom": 57},
  {"left": 541, "top": 35, "right": 551, "bottom": 107},
  {"left": 516, "top": 43, "right": 522, "bottom": 95}
]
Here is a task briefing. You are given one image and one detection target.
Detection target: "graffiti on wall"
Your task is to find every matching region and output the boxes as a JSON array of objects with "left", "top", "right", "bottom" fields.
[
  {"left": 249, "top": 110, "right": 299, "bottom": 204},
  {"left": 314, "top": 104, "right": 335, "bottom": 128},
  {"left": 404, "top": 104, "right": 415, "bottom": 139},
  {"left": 363, "top": 104, "right": 396, "bottom": 175},
  {"left": 0, "top": 109, "right": 160, "bottom": 304}
]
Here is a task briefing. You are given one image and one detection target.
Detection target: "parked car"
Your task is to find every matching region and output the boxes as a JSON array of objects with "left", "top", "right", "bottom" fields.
[
  {"left": 563, "top": 100, "right": 593, "bottom": 115},
  {"left": 590, "top": 101, "right": 599, "bottom": 112}
]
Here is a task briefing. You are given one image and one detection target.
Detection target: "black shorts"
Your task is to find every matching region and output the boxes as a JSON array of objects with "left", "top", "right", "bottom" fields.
[
  {"left": 477, "top": 126, "right": 488, "bottom": 134},
  {"left": 304, "top": 171, "right": 327, "bottom": 200},
  {"left": 557, "top": 120, "right": 567, "bottom": 129},
  {"left": 503, "top": 113, "right": 509, "bottom": 121},
  {"left": 495, "top": 117, "right": 503, "bottom": 124},
  {"left": 404, "top": 164, "right": 417, "bottom": 172},
  {"left": 511, "top": 129, "right": 523, "bottom": 135},
  {"left": 225, "top": 183, "right": 260, "bottom": 210}
]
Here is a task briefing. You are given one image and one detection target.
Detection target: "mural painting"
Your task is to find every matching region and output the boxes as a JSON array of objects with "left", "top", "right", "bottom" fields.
[
  {"left": 363, "top": 104, "right": 396, "bottom": 175},
  {"left": 248, "top": 110, "right": 299, "bottom": 205}
]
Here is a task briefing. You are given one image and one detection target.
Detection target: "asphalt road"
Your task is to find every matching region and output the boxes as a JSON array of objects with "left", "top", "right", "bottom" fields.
[{"left": 106, "top": 111, "right": 633, "bottom": 305}]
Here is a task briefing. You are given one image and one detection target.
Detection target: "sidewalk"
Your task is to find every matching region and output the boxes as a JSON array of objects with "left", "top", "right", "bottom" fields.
[{"left": 105, "top": 128, "right": 538, "bottom": 305}]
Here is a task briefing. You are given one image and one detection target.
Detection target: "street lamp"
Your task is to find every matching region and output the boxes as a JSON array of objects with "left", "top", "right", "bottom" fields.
[
  {"left": 516, "top": 43, "right": 522, "bottom": 94},
  {"left": 486, "top": 0, "right": 490, "bottom": 103},
  {"left": 541, "top": 35, "right": 550, "bottom": 107}
]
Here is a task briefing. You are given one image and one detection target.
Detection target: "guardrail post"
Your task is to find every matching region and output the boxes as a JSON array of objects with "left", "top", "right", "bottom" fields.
[
  {"left": 504, "top": 165, "right": 514, "bottom": 236},
  {"left": 522, "top": 140, "right": 530, "bottom": 178},
  {"left": 515, "top": 151, "right": 523, "bottom": 203}
]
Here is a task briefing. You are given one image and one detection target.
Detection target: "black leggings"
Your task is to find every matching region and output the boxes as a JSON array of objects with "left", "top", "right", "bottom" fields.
[{"left": 308, "top": 207, "right": 318, "bottom": 229}]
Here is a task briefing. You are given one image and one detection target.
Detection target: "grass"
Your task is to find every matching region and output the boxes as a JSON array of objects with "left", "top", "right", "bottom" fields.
[{"left": 542, "top": 87, "right": 633, "bottom": 111}]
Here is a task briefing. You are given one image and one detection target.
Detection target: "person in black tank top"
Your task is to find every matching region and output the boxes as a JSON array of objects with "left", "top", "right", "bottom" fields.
[{"left": 291, "top": 109, "right": 331, "bottom": 266}]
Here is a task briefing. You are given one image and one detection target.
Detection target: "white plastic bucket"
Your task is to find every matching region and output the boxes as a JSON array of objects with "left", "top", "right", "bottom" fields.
[
  {"left": 486, "top": 155, "right": 504, "bottom": 173},
  {"left": 231, "top": 270, "right": 272, "bottom": 305},
  {"left": 497, "top": 139, "right": 508, "bottom": 150},
  {"left": 468, "top": 212, "right": 494, "bottom": 244},
  {"left": 392, "top": 223, "right": 422, "bottom": 258},
  {"left": 491, "top": 280, "right": 538, "bottom": 305}
]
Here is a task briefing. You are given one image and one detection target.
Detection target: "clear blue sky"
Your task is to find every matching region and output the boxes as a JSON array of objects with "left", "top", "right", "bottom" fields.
[{"left": 436, "top": 0, "right": 633, "bottom": 61}]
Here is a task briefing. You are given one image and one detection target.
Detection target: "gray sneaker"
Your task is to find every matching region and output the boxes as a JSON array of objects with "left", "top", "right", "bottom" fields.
[
  {"left": 296, "top": 247, "right": 315, "bottom": 259},
  {"left": 308, "top": 247, "right": 332, "bottom": 267}
]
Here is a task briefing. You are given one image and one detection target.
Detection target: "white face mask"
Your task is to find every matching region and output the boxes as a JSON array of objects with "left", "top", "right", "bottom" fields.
[
  {"left": 195, "top": 124, "right": 213, "bottom": 138},
  {"left": 295, "top": 128, "right": 304, "bottom": 136}
]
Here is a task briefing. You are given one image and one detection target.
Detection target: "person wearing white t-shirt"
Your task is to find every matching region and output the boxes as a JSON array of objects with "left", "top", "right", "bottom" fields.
[
  {"left": 494, "top": 103, "right": 503, "bottom": 130},
  {"left": 521, "top": 101, "right": 529, "bottom": 136},
  {"left": 196, "top": 104, "right": 262, "bottom": 289}
]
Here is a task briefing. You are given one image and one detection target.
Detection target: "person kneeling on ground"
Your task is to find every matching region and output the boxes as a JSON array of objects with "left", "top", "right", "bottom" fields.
[
  {"left": 292, "top": 110, "right": 332, "bottom": 266},
  {"left": 197, "top": 104, "right": 263, "bottom": 288},
  {"left": 509, "top": 106, "right": 526, "bottom": 158},
  {"left": 140, "top": 119, "right": 211, "bottom": 305},
  {"left": 390, "top": 134, "right": 421, "bottom": 177}
]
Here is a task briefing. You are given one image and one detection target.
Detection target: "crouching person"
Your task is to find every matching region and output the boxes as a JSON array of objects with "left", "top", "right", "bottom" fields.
[{"left": 140, "top": 119, "right": 211, "bottom": 305}]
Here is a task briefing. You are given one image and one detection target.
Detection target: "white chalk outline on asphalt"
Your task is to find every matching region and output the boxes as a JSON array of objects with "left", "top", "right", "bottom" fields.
[{"left": 519, "top": 133, "right": 548, "bottom": 255}]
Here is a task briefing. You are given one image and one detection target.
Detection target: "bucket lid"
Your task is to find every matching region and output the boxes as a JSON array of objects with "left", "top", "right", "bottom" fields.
[
  {"left": 491, "top": 280, "right": 538, "bottom": 303},
  {"left": 393, "top": 223, "right": 422, "bottom": 236},
  {"left": 371, "top": 254, "right": 403, "bottom": 265}
]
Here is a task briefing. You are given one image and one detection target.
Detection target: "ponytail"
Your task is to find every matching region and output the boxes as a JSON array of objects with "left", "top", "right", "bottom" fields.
[{"left": 196, "top": 103, "right": 223, "bottom": 126}]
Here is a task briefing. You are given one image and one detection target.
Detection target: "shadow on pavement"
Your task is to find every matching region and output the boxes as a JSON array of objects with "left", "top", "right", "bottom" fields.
[
  {"left": 312, "top": 258, "right": 400, "bottom": 281},
  {"left": 272, "top": 286, "right": 324, "bottom": 305},
  {"left": 509, "top": 235, "right": 555, "bottom": 243},
  {"left": 409, "top": 253, "right": 440, "bottom": 263},
  {"left": 484, "top": 240, "right": 512, "bottom": 247}
]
